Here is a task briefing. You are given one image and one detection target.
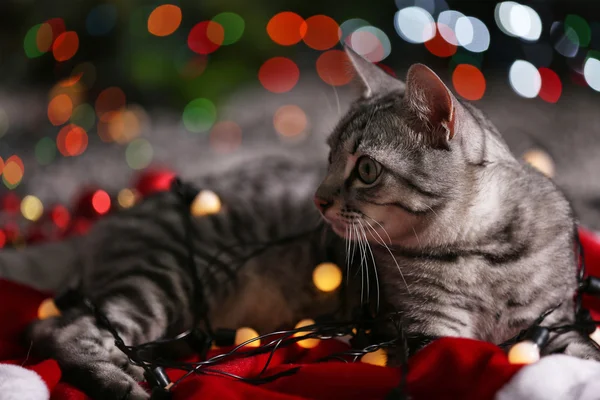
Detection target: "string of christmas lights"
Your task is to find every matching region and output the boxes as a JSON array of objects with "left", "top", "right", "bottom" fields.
[{"left": 33, "top": 175, "right": 600, "bottom": 400}]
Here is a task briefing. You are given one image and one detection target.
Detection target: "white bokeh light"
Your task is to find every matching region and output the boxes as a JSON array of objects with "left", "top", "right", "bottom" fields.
[
  {"left": 437, "top": 10, "right": 464, "bottom": 45},
  {"left": 584, "top": 57, "right": 600, "bottom": 92},
  {"left": 350, "top": 26, "right": 392, "bottom": 62},
  {"left": 495, "top": 2, "right": 542, "bottom": 41},
  {"left": 509, "top": 60, "right": 542, "bottom": 98},
  {"left": 339, "top": 18, "right": 370, "bottom": 44},
  {"left": 462, "top": 17, "right": 490, "bottom": 53},
  {"left": 394, "top": 7, "right": 436, "bottom": 44}
]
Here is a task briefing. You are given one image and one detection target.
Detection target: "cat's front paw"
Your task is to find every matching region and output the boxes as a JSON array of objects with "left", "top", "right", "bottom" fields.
[
  {"left": 564, "top": 340, "right": 600, "bottom": 361},
  {"left": 27, "top": 315, "right": 149, "bottom": 399}
]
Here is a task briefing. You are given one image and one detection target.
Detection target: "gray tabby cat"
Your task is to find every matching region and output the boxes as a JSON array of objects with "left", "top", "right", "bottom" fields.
[{"left": 1, "top": 47, "right": 598, "bottom": 399}]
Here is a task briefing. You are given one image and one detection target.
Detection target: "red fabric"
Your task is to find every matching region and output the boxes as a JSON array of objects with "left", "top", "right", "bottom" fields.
[{"left": 1, "top": 227, "right": 600, "bottom": 400}]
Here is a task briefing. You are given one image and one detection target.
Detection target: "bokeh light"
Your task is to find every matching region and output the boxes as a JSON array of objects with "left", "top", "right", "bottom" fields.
[
  {"left": 3, "top": 155, "right": 24, "bottom": 189},
  {"left": 452, "top": 64, "right": 485, "bottom": 100},
  {"left": 235, "top": 327, "right": 260, "bottom": 347},
  {"left": 394, "top": 6, "right": 436, "bottom": 44},
  {"left": 148, "top": 4, "right": 182, "bottom": 37},
  {"left": 274, "top": 105, "right": 308, "bottom": 138},
  {"left": 101, "top": 108, "right": 142, "bottom": 144},
  {"left": 86, "top": 4, "right": 118, "bottom": 36},
  {"left": 312, "top": 262, "right": 342, "bottom": 292},
  {"left": 96, "top": 87, "right": 126, "bottom": 122},
  {"left": 523, "top": 149, "right": 555, "bottom": 177},
  {"left": 38, "top": 299, "right": 61, "bottom": 320},
  {"left": 425, "top": 28, "right": 457, "bottom": 58},
  {"left": 361, "top": 348, "right": 387, "bottom": 366},
  {"left": 437, "top": 10, "right": 463, "bottom": 46},
  {"left": 52, "top": 31, "right": 79, "bottom": 62},
  {"left": 495, "top": 2, "right": 542, "bottom": 41},
  {"left": 188, "top": 21, "right": 224, "bottom": 55},
  {"left": 349, "top": 26, "right": 391, "bottom": 62},
  {"left": 118, "top": 188, "right": 138, "bottom": 209},
  {"left": 0, "top": 157, "right": 3, "bottom": 175},
  {"left": 35, "top": 137, "right": 57, "bottom": 165},
  {"left": 36, "top": 18, "right": 65, "bottom": 54},
  {"left": 24, "top": 24, "right": 44, "bottom": 58},
  {"left": 258, "top": 57, "right": 300, "bottom": 93},
  {"left": 57, "top": 124, "right": 88, "bottom": 157},
  {"left": 0, "top": 108, "right": 9, "bottom": 137},
  {"left": 316, "top": 50, "right": 354, "bottom": 86},
  {"left": 183, "top": 98, "right": 217, "bottom": 133},
  {"left": 565, "top": 14, "right": 591, "bottom": 48},
  {"left": 509, "top": 60, "right": 541, "bottom": 98},
  {"left": 209, "top": 121, "right": 242, "bottom": 153},
  {"left": 191, "top": 190, "right": 222, "bottom": 217},
  {"left": 51, "top": 205, "right": 70, "bottom": 229},
  {"left": 584, "top": 56, "right": 600, "bottom": 92},
  {"left": 267, "top": 12, "right": 307, "bottom": 46},
  {"left": 538, "top": 68, "right": 562, "bottom": 103},
  {"left": 126, "top": 138, "right": 153, "bottom": 170},
  {"left": 551, "top": 21, "right": 579, "bottom": 59},
  {"left": 92, "top": 190, "right": 111, "bottom": 215},
  {"left": 339, "top": 18, "right": 370, "bottom": 44},
  {"left": 303, "top": 15, "right": 341, "bottom": 51},
  {"left": 212, "top": 12, "right": 245, "bottom": 45},
  {"left": 455, "top": 16, "right": 489, "bottom": 53},
  {"left": 71, "top": 103, "right": 96, "bottom": 131},
  {"left": 21, "top": 195, "right": 43, "bottom": 222},
  {"left": 293, "top": 319, "right": 320, "bottom": 349},
  {"left": 47, "top": 94, "right": 73, "bottom": 126}
]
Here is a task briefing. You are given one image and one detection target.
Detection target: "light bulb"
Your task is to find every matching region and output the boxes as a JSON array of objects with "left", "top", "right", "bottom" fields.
[
  {"left": 590, "top": 328, "right": 600, "bottom": 345},
  {"left": 38, "top": 298, "right": 61, "bottom": 320},
  {"left": 191, "top": 190, "right": 221, "bottom": 216},
  {"left": 235, "top": 327, "right": 260, "bottom": 347},
  {"left": 523, "top": 149, "right": 554, "bottom": 178},
  {"left": 508, "top": 340, "right": 540, "bottom": 364},
  {"left": 361, "top": 348, "right": 387, "bottom": 366},
  {"left": 312, "top": 262, "right": 342, "bottom": 292},
  {"left": 293, "top": 319, "right": 320, "bottom": 349}
]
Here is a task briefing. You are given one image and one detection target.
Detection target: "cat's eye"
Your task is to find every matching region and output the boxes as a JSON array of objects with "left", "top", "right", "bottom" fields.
[{"left": 356, "top": 156, "right": 381, "bottom": 184}]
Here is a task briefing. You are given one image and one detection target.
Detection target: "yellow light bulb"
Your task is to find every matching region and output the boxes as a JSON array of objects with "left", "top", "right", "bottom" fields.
[
  {"left": 361, "top": 348, "right": 387, "bottom": 366},
  {"left": 312, "top": 262, "right": 342, "bottom": 292},
  {"left": 523, "top": 149, "right": 554, "bottom": 178},
  {"left": 21, "top": 195, "right": 44, "bottom": 222},
  {"left": 191, "top": 190, "right": 221, "bottom": 217},
  {"left": 293, "top": 319, "right": 320, "bottom": 349},
  {"left": 508, "top": 340, "right": 540, "bottom": 364},
  {"left": 117, "top": 188, "right": 137, "bottom": 209},
  {"left": 38, "top": 298, "right": 61, "bottom": 320},
  {"left": 590, "top": 328, "right": 600, "bottom": 345},
  {"left": 235, "top": 327, "right": 260, "bottom": 347}
]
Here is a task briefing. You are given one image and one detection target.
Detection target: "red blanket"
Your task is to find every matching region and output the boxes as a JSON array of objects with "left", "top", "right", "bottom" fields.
[{"left": 2, "top": 228, "right": 600, "bottom": 400}]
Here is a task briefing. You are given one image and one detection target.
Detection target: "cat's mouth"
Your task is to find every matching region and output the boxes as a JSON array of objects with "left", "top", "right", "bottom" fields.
[{"left": 325, "top": 217, "right": 350, "bottom": 238}]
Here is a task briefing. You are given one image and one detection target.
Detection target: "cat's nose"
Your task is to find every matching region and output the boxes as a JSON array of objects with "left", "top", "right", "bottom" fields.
[{"left": 314, "top": 196, "right": 332, "bottom": 213}]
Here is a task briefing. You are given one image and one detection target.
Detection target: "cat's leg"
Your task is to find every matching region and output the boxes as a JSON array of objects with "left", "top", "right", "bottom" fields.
[
  {"left": 27, "top": 277, "right": 185, "bottom": 400},
  {"left": 544, "top": 330, "right": 600, "bottom": 361}
]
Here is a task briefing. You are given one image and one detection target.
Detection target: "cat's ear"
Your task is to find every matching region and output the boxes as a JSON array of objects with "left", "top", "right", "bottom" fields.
[
  {"left": 405, "top": 64, "right": 456, "bottom": 149},
  {"left": 344, "top": 45, "right": 405, "bottom": 98}
]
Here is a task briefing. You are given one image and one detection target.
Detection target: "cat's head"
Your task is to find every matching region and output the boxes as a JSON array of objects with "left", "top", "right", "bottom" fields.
[{"left": 314, "top": 47, "right": 490, "bottom": 246}]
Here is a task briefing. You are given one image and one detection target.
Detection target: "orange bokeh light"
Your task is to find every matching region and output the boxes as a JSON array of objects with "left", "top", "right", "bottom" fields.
[
  {"left": 52, "top": 31, "right": 79, "bottom": 62},
  {"left": 209, "top": 121, "right": 242, "bottom": 154},
  {"left": 95, "top": 87, "right": 126, "bottom": 122},
  {"left": 273, "top": 105, "right": 307, "bottom": 137},
  {"left": 303, "top": 15, "right": 341, "bottom": 51},
  {"left": 452, "top": 64, "right": 486, "bottom": 101},
  {"left": 425, "top": 25, "right": 457, "bottom": 58},
  {"left": 267, "top": 12, "right": 307, "bottom": 46},
  {"left": 0, "top": 156, "right": 4, "bottom": 175},
  {"left": 57, "top": 124, "right": 88, "bottom": 156},
  {"left": 258, "top": 57, "right": 300, "bottom": 93},
  {"left": 48, "top": 94, "right": 73, "bottom": 126},
  {"left": 148, "top": 4, "right": 182, "bottom": 37},
  {"left": 316, "top": 50, "right": 354, "bottom": 86},
  {"left": 3, "top": 155, "right": 24, "bottom": 186}
]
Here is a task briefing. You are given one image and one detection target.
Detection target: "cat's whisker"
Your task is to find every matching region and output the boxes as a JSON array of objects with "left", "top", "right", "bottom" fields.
[
  {"left": 363, "top": 214, "right": 392, "bottom": 245},
  {"left": 412, "top": 227, "right": 422, "bottom": 247},
  {"left": 355, "top": 223, "right": 368, "bottom": 304},
  {"left": 358, "top": 222, "right": 370, "bottom": 301},
  {"left": 424, "top": 204, "right": 439, "bottom": 218},
  {"left": 331, "top": 83, "right": 341, "bottom": 116},
  {"left": 359, "top": 221, "right": 380, "bottom": 312},
  {"left": 363, "top": 219, "right": 410, "bottom": 294}
]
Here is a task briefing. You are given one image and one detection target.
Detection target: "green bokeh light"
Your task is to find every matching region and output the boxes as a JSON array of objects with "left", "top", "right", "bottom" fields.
[
  {"left": 126, "top": 138, "right": 153, "bottom": 170},
  {"left": 565, "top": 14, "right": 590, "bottom": 47},
  {"left": 182, "top": 98, "right": 217, "bottom": 133},
  {"left": 24, "top": 24, "right": 44, "bottom": 58},
  {"left": 212, "top": 12, "right": 245, "bottom": 46},
  {"left": 70, "top": 103, "right": 96, "bottom": 131},
  {"left": 35, "top": 137, "right": 57, "bottom": 166}
]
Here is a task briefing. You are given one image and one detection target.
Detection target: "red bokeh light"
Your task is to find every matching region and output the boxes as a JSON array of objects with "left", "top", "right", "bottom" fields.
[
  {"left": 92, "top": 190, "right": 111, "bottom": 215},
  {"left": 267, "top": 12, "right": 307, "bottom": 46},
  {"left": 538, "top": 67, "right": 562, "bottom": 103},
  {"left": 258, "top": 57, "right": 300, "bottom": 93},
  {"left": 188, "top": 21, "right": 224, "bottom": 55},
  {"left": 316, "top": 50, "right": 354, "bottom": 86},
  {"left": 452, "top": 64, "right": 486, "bottom": 101}
]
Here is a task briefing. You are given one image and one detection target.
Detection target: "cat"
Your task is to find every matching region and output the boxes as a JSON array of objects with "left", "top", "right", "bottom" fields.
[{"left": 1, "top": 47, "right": 598, "bottom": 399}]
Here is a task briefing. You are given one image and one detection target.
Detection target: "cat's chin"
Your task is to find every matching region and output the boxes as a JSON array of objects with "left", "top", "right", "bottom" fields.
[{"left": 327, "top": 219, "right": 349, "bottom": 238}]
